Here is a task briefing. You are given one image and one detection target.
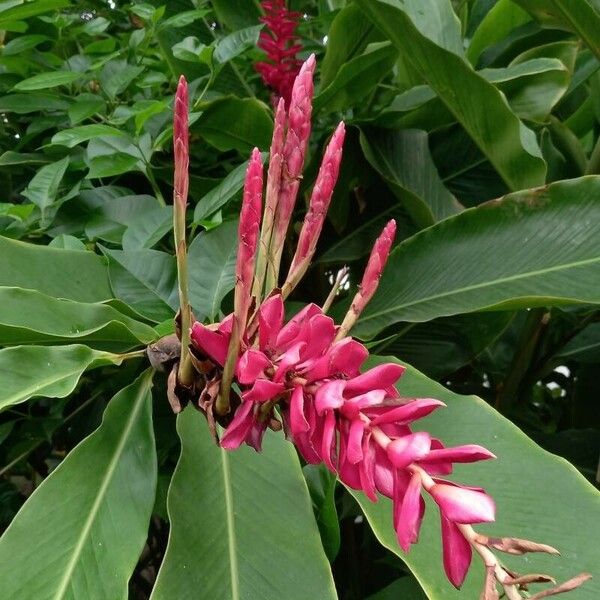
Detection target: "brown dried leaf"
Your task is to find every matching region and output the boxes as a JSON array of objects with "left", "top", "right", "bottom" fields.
[
  {"left": 147, "top": 334, "right": 180, "bottom": 372},
  {"left": 528, "top": 573, "right": 593, "bottom": 599},
  {"left": 167, "top": 363, "right": 183, "bottom": 413},
  {"left": 476, "top": 535, "right": 560, "bottom": 556},
  {"left": 504, "top": 574, "right": 556, "bottom": 587}
]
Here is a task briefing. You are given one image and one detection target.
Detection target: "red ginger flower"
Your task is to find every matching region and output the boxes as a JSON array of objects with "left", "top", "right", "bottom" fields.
[
  {"left": 183, "top": 56, "right": 587, "bottom": 599},
  {"left": 255, "top": 0, "right": 303, "bottom": 106}
]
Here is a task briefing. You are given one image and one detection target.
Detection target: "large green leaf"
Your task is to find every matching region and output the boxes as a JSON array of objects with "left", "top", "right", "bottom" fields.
[
  {"left": 319, "top": 4, "right": 383, "bottom": 89},
  {"left": 350, "top": 356, "right": 600, "bottom": 598},
  {"left": 0, "top": 287, "right": 156, "bottom": 350},
  {"left": 514, "top": 0, "right": 600, "bottom": 62},
  {"left": 376, "top": 56, "right": 571, "bottom": 129},
  {"left": 0, "top": 93, "right": 69, "bottom": 114},
  {"left": 0, "top": 371, "right": 156, "bottom": 599},
  {"left": 51, "top": 125, "right": 125, "bottom": 148},
  {"left": 13, "top": 71, "right": 83, "bottom": 91},
  {"left": 319, "top": 205, "right": 415, "bottom": 264},
  {"left": 193, "top": 156, "right": 260, "bottom": 224},
  {"left": 0, "top": 0, "right": 69, "bottom": 26},
  {"left": 0, "top": 236, "right": 112, "bottom": 303},
  {"left": 210, "top": 0, "right": 261, "bottom": 30},
  {"left": 467, "top": 0, "right": 531, "bottom": 65},
  {"left": 353, "top": 177, "right": 600, "bottom": 339},
  {"left": 101, "top": 247, "right": 179, "bottom": 322},
  {"left": 359, "top": 128, "right": 462, "bottom": 227},
  {"left": 151, "top": 408, "right": 337, "bottom": 600},
  {"left": 355, "top": 0, "right": 547, "bottom": 191},
  {"left": 195, "top": 97, "right": 273, "bottom": 154},
  {"left": 0, "top": 344, "right": 125, "bottom": 411},
  {"left": 314, "top": 42, "right": 398, "bottom": 113},
  {"left": 188, "top": 220, "right": 238, "bottom": 321},
  {"left": 21, "top": 156, "right": 69, "bottom": 223}
]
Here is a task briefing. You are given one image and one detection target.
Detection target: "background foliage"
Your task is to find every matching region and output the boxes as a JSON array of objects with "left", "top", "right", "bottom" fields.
[{"left": 0, "top": 0, "right": 599, "bottom": 598}]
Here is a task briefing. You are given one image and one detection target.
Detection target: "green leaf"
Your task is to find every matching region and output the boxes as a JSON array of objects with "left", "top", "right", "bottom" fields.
[
  {"left": 303, "top": 464, "right": 341, "bottom": 562},
  {"left": 188, "top": 220, "right": 238, "bottom": 321},
  {"left": 214, "top": 25, "right": 263, "bottom": 64},
  {"left": 0, "top": 287, "right": 156, "bottom": 350},
  {"left": 68, "top": 94, "right": 106, "bottom": 124},
  {"left": 158, "top": 9, "right": 210, "bottom": 30},
  {"left": 0, "top": 93, "right": 69, "bottom": 113},
  {"left": 366, "top": 577, "right": 427, "bottom": 600},
  {"left": 0, "top": 371, "right": 156, "bottom": 599},
  {"left": 122, "top": 206, "right": 173, "bottom": 250},
  {"left": 99, "top": 59, "right": 144, "bottom": 99},
  {"left": 513, "top": 0, "right": 600, "bottom": 62},
  {"left": 101, "top": 247, "right": 179, "bottom": 323},
  {"left": 48, "top": 234, "right": 87, "bottom": 250},
  {"left": 359, "top": 128, "right": 462, "bottom": 228},
  {"left": 151, "top": 408, "right": 336, "bottom": 600},
  {"left": 319, "top": 205, "right": 415, "bottom": 264},
  {"left": 373, "top": 312, "right": 514, "bottom": 379},
  {"left": 353, "top": 177, "right": 600, "bottom": 339},
  {"left": 51, "top": 124, "right": 125, "bottom": 148},
  {"left": 196, "top": 97, "right": 273, "bottom": 154},
  {"left": 351, "top": 356, "right": 600, "bottom": 598},
  {"left": 356, "top": 0, "right": 547, "bottom": 191},
  {"left": 0, "top": 151, "right": 50, "bottom": 166},
  {"left": 87, "top": 154, "right": 140, "bottom": 179},
  {"left": 85, "top": 135, "right": 148, "bottom": 179},
  {"left": 1, "top": 34, "right": 51, "bottom": 56},
  {"left": 21, "top": 156, "right": 69, "bottom": 219},
  {"left": 0, "top": 344, "right": 124, "bottom": 411},
  {"left": 0, "top": 236, "right": 112, "bottom": 303},
  {"left": 0, "top": 0, "right": 70, "bottom": 27},
  {"left": 13, "top": 70, "right": 83, "bottom": 91},
  {"left": 193, "top": 158, "right": 258, "bottom": 223},
  {"left": 480, "top": 57, "right": 571, "bottom": 122},
  {"left": 320, "top": 4, "right": 384, "bottom": 89},
  {"left": 83, "top": 194, "right": 158, "bottom": 244},
  {"left": 467, "top": 0, "right": 531, "bottom": 65},
  {"left": 557, "top": 322, "right": 600, "bottom": 363},
  {"left": 210, "top": 0, "right": 261, "bottom": 30},
  {"left": 171, "top": 36, "right": 207, "bottom": 62},
  {"left": 314, "top": 42, "right": 398, "bottom": 113}
]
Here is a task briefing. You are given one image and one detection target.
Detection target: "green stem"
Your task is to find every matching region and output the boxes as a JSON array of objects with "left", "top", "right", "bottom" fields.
[
  {"left": 174, "top": 204, "right": 194, "bottom": 387},
  {"left": 495, "top": 308, "right": 549, "bottom": 413}
]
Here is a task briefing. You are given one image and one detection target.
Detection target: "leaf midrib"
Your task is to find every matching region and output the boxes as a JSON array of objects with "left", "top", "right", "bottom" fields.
[
  {"left": 360, "top": 254, "right": 600, "bottom": 324},
  {"left": 220, "top": 449, "right": 239, "bottom": 600},
  {"left": 52, "top": 373, "right": 151, "bottom": 600}
]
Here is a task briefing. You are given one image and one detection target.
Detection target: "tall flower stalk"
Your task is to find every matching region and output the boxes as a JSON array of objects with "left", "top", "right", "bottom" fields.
[{"left": 173, "top": 75, "right": 193, "bottom": 388}]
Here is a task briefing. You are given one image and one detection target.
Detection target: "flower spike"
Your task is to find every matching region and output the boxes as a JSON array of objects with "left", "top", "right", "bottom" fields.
[
  {"left": 173, "top": 75, "right": 193, "bottom": 388},
  {"left": 217, "top": 149, "right": 264, "bottom": 414},
  {"left": 253, "top": 97, "right": 286, "bottom": 303},
  {"left": 335, "top": 219, "right": 396, "bottom": 341},
  {"left": 265, "top": 54, "right": 316, "bottom": 293},
  {"left": 282, "top": 121, "right": 346, "bottom": 299}
]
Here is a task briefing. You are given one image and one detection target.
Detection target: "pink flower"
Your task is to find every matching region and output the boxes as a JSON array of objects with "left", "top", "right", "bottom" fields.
[
  {"left": 184, "top": 57, "right": 587, "bottom": 599},
  {"left": 255, "top": 0, "right": 303, "bottom": 106}
]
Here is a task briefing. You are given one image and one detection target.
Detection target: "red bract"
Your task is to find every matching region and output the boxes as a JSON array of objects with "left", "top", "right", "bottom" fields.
[
  {"left": 255, "top": 0, "right": 303, "bottom": 106},
  {"left": 183, "top": 57, "right": 581, "bottom": 598}
]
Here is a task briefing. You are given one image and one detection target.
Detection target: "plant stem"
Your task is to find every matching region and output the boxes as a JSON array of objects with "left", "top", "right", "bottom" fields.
[
  {"left": 174, "top": 205, "right": 194, "bottom": 387},
  {"left": 495, "top": 308, "right": 549, "bottom": 413}
]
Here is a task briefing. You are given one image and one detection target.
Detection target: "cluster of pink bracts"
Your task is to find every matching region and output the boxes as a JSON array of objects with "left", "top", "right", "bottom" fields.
[
  {"left": 192, "top": 295, "right": 496, "bottom": 588},
  {"left": 172, "top": 53, "right": 589, "bottom": 598},
  {"left": 255, "top": 0, "right": 302, "bottom": 106}
]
